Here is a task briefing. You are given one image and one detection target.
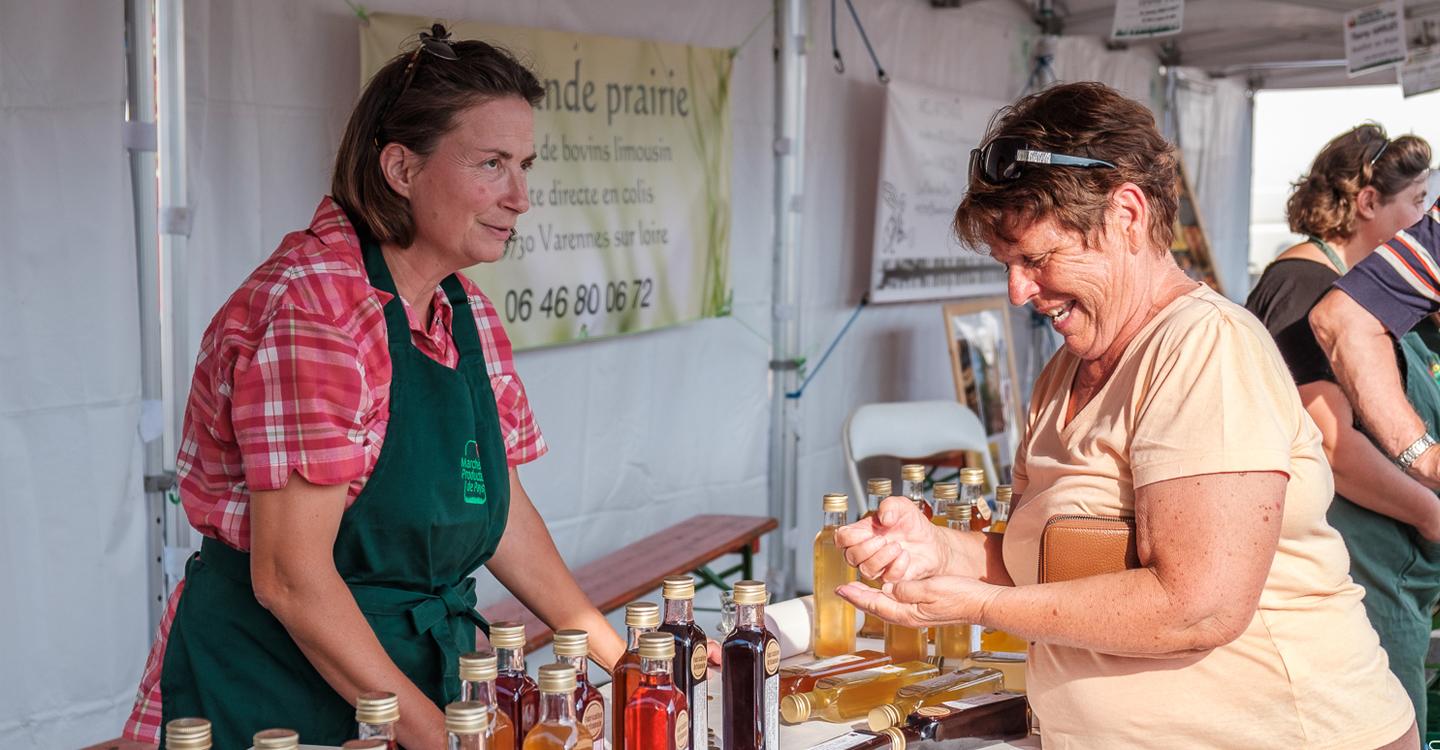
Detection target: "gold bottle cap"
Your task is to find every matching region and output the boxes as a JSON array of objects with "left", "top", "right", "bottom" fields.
[
  {"left": 488, "top": 621, "right": 527, "bottom": 650},
  {"left": 355, "top": 691, "right": 400, "bottom": 725},
  {"left": 252, "top": 729, "right": 299, "bottom": 749},
  {"left": 960, "top": 467, "right": 986, "bottom": 485},
  {"left": 822, "top": 492, "right": 849, "bottom": 512},
  {"left": 900, "top": 464, "right": 926, "bottom": 482},
  {"left": 996, "top": 484, "right": 1014, "bottom": 503},
  {"left": 932, "top": 482, "right": 958, "bottom": 500},
  {"left": 663, "top": 575, "right": 697, "bottom": 600},
  {"left": 445, "top": 700, "right": 490, "bottom": 735},
  {"left": 638, "top": 631, "right": 676, "bottom": 659},
  {"left": 883, "top": 727, "right": 907, "bottom": 749},
  {"left": 459, "top": 651, "right": 498, "bottom": 682},
  {"left": 625, "top": 600, "right": 661, "bottom": 627},
  {"left": 867, "top": 703, "right": 903, "bottom": 731},
  {"left": 947, "top": 502, "right": 972, "bottom": 522},
  {"left": 340, "top": 741, "right": 389, "bottom": 749},
  {"left": 779, "top": 692, "right": 811, "bottom": 723},
  {"left": 553, "top": 629, "right": 591, "bottom": 658},
  {"left": 866, "top": 478, "right": 892, "bottom": 496},
  {"left": 731, "top": 579, "right": 767, "bottom": 605},
  {"left": 165, "top": 718, "right": 211, "bottom": 750},
  {"left": 537, "top": 663, "right": 578, "bottom": 693}
]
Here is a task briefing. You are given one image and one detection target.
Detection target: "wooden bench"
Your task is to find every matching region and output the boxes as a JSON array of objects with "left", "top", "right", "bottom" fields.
[{"left": 480, "top": 513, "right": 778, "bottom": 652}]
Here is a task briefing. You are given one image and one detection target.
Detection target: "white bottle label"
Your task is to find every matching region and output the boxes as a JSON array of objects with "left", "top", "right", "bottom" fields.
[
  {"left": 691, "top": 679, "right": 708, "bottom": 750},
  {"left": 940, "top": 691, "right": 1012, "bottom": 711},
  {"left": 782, "top": 652, "right": 862, "bottom": 675},
  {"left": 763, "top": 672, "right": 779, "bottom": 749},
  {"left": 808, "top": 732, "right": 877, "bottom": 750}
]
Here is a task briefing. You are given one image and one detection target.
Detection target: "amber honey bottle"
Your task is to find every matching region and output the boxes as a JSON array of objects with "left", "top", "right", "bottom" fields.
[
  {"left": 625, "top": 632, "right": 690, "bottom": 750},
  {"left": 252, "top": 728, "right": 300, "bottom": 750},
  {"left": 523, "top": 664, "right": 587, "bottom": 750},
  {"left": 929, "top": 482, "right": 957, "bottom": 527},
  {"left": 865, "top": 667, "right": 1003, "bottom": 730},
  {"left": 934, "top": 504, "right": 974, "bottom": 665},
  {"left": 989, "top": 484, "right": 1012, "bottom": 533},
  {"left": 721, "top": 580, "right": 780, "bottom": 749},
  {"left": 779, "top": 649, "right": 892, "bottom": 698},
  {"left": 883, "top": 620, "right": 927, "bottom": 664},
  {"left": 491, "top": 622, "right": 541, "bottom": 740},
  {"left": 552, "top": 630, "right": 605, "bottom": 749},
  {"left": 814, "top": 492, "right": 858, "bottom": 658},
  {"left": 355, "top": 691, "right": 400, "bottom": 749},
  {"left": 900, "top": 465, "right": 933, "bottom": 519},
  {"left": 446, "top": 700, "right": 490, "bottom": 750},
  {"left": 778, "top": 661, "right": 938, "bottom": 724},
  {"left": 164, "top": 718, "right": 212, "bottom": 750},
  {"left": 461, "top": 651, "right": 517, "bottom": 750},
  {"left": 611, "top": 600, "right": 660, "bottom": 750},
  {"left": 659, "top": 575, "right": 708, "bottom": 750},
  {"left": 858, "top": 477, "right": 891, "bottom": 639}
]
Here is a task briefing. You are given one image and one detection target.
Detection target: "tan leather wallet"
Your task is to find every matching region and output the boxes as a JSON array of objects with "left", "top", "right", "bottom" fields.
[{"left": 1037, "top": 514, "right": 1140, "bottom": 584}]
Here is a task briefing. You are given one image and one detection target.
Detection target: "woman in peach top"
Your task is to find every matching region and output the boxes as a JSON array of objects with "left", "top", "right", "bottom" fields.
[{"left": 836, "top": 82, "right": 1416, "bottom": 749}]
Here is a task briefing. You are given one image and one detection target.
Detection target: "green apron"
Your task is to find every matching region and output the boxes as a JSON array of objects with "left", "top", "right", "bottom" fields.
[
  {"left": 1328, "top": 320, "right": 1440, "bottom": 730},
  {"left": 158, "top": 230, "right": 512, "bottom": 748}
]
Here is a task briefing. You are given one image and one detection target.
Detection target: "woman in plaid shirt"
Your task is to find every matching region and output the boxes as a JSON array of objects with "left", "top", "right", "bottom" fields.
[{"left": 123, "top": 28, "right": 625, "bottom": 750}]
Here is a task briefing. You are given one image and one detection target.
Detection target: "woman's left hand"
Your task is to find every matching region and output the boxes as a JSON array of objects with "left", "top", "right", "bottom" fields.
[{"left": 836, "top": 576, "right": 1003, "bottom": 630}]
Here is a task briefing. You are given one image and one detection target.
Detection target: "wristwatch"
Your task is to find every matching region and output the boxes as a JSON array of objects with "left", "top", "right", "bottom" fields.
[{"left": 1396, "top": 433, "right": 1438, "bottom": 472}]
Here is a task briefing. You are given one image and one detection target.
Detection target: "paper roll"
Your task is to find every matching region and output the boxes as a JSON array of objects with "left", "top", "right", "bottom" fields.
[{"left": 764, "top": 595, "right": 815, "bottom": 658}]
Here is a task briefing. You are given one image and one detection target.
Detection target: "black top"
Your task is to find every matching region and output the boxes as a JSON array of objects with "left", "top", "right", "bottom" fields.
[{"left": 1245, "top": 258, "right": 1338, "bottom": 386}]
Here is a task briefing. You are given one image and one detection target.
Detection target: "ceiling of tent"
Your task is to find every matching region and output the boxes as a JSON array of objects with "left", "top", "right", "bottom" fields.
[{"left": 1019, "top": 0, "right": 1440, "bottom": 89}]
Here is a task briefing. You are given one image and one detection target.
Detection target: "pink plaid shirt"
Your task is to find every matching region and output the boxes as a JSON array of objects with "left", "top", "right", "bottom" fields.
[{"left": 124, "top": 197, "right": 546, "bottom": 743}]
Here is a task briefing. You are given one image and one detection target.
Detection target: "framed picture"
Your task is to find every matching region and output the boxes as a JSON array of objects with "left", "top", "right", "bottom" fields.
[{"left": 943, "top": 298, "right": 1023, "bottom": 483}]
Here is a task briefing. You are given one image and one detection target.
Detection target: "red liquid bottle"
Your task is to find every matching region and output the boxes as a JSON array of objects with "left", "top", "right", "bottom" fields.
[
  {"left": 659, "top": 576, "right": 708, "bottom": 750},
  {"left": 611, "top": 601, "right": 660, "bottom": 750},
  {"left": 625, "top": 632, "right": 691, "bottom": 749},
  {"left": 552, "top": 629, "right": 605, "bottom": 749},
  {"left": 721, "top": 580, "right": 779, "bottom": 750},
  {"left": 461, "top": 651, "right": 517, "bottom": 750},
  {"left": 490, "top": 621, "right": 540, "bottom": 741}
]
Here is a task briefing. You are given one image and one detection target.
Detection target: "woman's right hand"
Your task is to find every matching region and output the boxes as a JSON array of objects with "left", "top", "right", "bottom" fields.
[{"left": 834, "top": 496, "right": 953, "bottom": 583}]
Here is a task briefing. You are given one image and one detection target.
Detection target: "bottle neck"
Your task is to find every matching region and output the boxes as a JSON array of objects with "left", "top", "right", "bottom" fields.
[
  {"left": 641, "top": 656, "right": 674, "bottom": 679},
  {"left": 737, "top": 601, "right": 765, "bottom": 629},
  {"left": 867, "top": 492, "right": 885, "bottom": 512},
  {"left": 947, "top": 514, "right": 971, "bottom": 531},
  {"left": 903, "top": 478, "right": 926, "bottom": 502},
  {"left": 557, "top": 653, "right": 589, "bottom": 681},
  {"left": 627, "top": 624, "right": 656, "bottom": 649},
  {"left": 663, "top": 597, "right": 694, "bottom": 625},
  {"left": 538, "top": 691, "right": 577, "bottom": 724},
  {"left": 462, "top": 676, "right": 499, "bottom": 707},
  {"left": 960, "top": 483, "right": 984, "bottom": 508},
  {"left": 822, "top": 510, "right": 846, "bottom": 527},
  {"left": 497, "top": 646, "right": 525, "bottom": 674}
]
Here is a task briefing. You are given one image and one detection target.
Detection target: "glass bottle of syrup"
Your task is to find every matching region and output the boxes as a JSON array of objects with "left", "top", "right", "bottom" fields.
[
  {"left": 865, "top": 667, "right": 1004, "bottom": 730},
  {"left": 813, "top": 492, "right": 857, "bottom": 658},
  {"left": 625, "top": 632, "right": 691, "bottom": 750},
  {"left": 446, "top": 700, "right": 490, "bottom": 750},
  {"left": 978, "top": 485, "right": 1028, "bottom": 654},
  {"left": 461, "top": 651, "right": 517, "bottom": 750},
  {"left": 659, "top": 575, "right": 708, "bottom": 750},
  {"left": 340, "top": 741, "right": 389, "bottom": 750},
  {"left": 252, "top": 729, "right": 300, "bottom": 750},
  {"left": 491, "top": 621, "right": 541, "bottom": 740},
  {"left": 989, "top": 484, "right": 1013, "bottom": 533},
  {"left": 883, "top": 617, "right": 927, "bottom": 664},
  {"left": 778, "top": 661, "right": 938, "bottom": 724},
  {"left": 934, "top": 503, "right": 975, "bottom": 665},
  {"left": 962, "top": 468, "right": 991, "bottom": 532},
  {"left": 164, "top": 718, "right": 212, "bottom": 750},
  {"left": 611, "top": 600, "right": 660, "bottom": 750},
  {"left": 355, "top": 691, "right": 400, "bottom": 749},
  {"left": 552, "top": 630, "right": 605, "bottom": 750},
  {"left": 857, "top": 477, "right": 892, "bottom": 639},
  {"left": 930, "top": 482, "right": 958, "bottom": 526},
  {"left": 522, "top": 664, "right": 585, "bottom": 750},
  {"left": 900, "top": 464, "right": 933, "bottom": 519},
  {"left": 721, "top": 580, "right": 779, "bottom": 749},
  {"left": 902, "top": 691, "right": 1028, "bottom": 742},
  {"left": 779, "top": 649, "right": 891, "bottom": 698}
]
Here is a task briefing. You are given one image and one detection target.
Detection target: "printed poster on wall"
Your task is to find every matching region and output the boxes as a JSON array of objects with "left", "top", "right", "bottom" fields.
[
  {"left": 1345, "top": 1, "right": 1406, "bottom": 77},
  {"left": 362, "top": 14, "right": 732, "bottom": 349},
  {"left": 1402, "top": 5, "right": 1440, "bottom": 97},
  {"left": 869, "top": 79, "right": 1008, "bottom": 303},
  {"left": 1111, "top": 0, "right": 1184, "bottom": 41}
]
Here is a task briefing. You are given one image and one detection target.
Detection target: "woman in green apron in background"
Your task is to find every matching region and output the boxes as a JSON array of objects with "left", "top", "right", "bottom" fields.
[
  {"left": 1247, "top": 123, "right": 1440, "bottom": 728},
  {"left": 123, "top": 27, "right": 627, "bottom": 750}
]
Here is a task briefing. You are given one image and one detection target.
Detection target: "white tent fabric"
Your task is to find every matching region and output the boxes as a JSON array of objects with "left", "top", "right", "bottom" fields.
[
  {"left": 0, "top": 2, "right": 148, "bottom": 748},
  {"left": 1174, "top": 73, "right": 1255, "bottom": 301}
]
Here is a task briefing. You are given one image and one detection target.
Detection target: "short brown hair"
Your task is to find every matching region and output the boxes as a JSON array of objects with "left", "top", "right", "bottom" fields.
[
  {"left": 954, "top": 82, "right": 1178, "bottom": 254},
  {"left": 1286, "top": 124, "right": 1430, "bottom": 240},
  {"left": 331, "top": 31, "right": 545, "bottom": 246}
]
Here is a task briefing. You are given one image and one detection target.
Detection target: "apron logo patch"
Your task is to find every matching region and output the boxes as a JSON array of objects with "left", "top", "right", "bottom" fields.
[{"left": 461, "top": 440, "right": 486, "bottom": 505}]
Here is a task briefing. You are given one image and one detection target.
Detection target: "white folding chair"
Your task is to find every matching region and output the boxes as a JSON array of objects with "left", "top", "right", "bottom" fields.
[{"left": 842, "top": 400, "right": 998, "bottom": 517}]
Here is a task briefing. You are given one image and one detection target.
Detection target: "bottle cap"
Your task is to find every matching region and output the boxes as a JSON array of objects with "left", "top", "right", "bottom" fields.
[
  {"left": 552, "top": 629, "right": 590, "bottom": 658},
  {"left": 459, "top": 651, "right": 498, "bottom": 682},
  {"left": 252, "top": 729, "right": 299, "bottom": 749},
  {"left": 960, "top": 468, "right": 986, "bottom": 485},
  {"left": 731, "top": 580, "right": 767, "bottom": 605},
  {"left": 662, "top": 575, "right": 696, "bottom": 600},
  {"left": 164, "top": 718, "right": 211, "bottom": 750},
  {"left": 822, "top": 493, "right": 849, "bottom": 513},
  {"left": 883, "top": 727, "right": 907, "bottom": 749},
  {"left": 996, "top": 484, "right": 1014, "bottom": 503},
  {"left": 900, "top": 464, "right": 925, "bottom": 482},
  {"left": 867, "top": 703, "right": 903, "bottom": 731},
  {"left": 947, "top": 502, "right": 972, "bottom": 522},
  {"left": 537, "top": 663, "right": 578, "bottom": 693},
  {"left": 625, "top": 600, "right": 661, "bottom": 628},
  {"left": 488, "top": 621, "right": 526, "bottom": 650},
  {"left": 445, "top": 701, "right": 489, "bottom": 735},
  {"left": 638, "top": 631, "right": 677, "bottom": 659},
  {"left": 340, "top": 741, "right": 389, "bottom": 749},
  {"left": 932, "top": 482, "right": 958, "bottom": 500},
  {"left": 779, "top": 693, "right": 811, "bottom": 723},
  {"left": 866, "top": 478, "right": 892, "bottom": 496},
  {"left": 355, "top": 691, "right": 400, "bottom": 725}
]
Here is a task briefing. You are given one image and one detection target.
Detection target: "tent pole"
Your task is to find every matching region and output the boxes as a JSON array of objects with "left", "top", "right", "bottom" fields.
[{"left": 768, "top": 0, "right": 809, "bottom": 600}]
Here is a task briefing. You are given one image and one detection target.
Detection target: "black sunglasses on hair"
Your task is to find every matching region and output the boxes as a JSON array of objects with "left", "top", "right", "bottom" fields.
[
  {"left": 969, "top": 136, "right": 1117, "bottom": 185},
  {"left": 1366, "top": 137, "right": 1389, "bottom": 168},
  {"left": 372, "top": 24, "right": 459, "bottom": 148}
]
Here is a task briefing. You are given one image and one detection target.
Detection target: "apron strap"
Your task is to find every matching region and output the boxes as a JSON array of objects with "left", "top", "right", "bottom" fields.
[
  {"left": 1308, "top": 236, "right": 1348, "bottom": 274},
  {"left": 359, "top": 228, "right": 415, "bottom": 349},
  {"left": 441, "top": 274, "right": 484, "bottom": 361}
]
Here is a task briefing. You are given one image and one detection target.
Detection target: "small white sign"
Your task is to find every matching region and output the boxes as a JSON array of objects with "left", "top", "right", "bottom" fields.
[
  {"left": 1402, "top": 47, "right": 1440, "bottom": 97},
  {"left": 1111, "top": 0, "right": 1184, "bottom": 41},
  {"left": 1345, "top": 1, "right": 1406, "bottom": 77}
]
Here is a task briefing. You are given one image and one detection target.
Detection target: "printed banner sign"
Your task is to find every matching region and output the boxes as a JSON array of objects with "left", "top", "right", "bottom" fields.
[
  {"left": 1345, "top": 1, "right": 1406, "bottom": 77},
  {"left": 362, "top": 14, "right": 733, "bottom": 349},
  {"left": 1403, "top": 6, "right": 1440, "bottom": 97},
  {"left": 869, "top": 80, "right": 1008, "bottom": 303},
  {"left": 1111, "top": 0, "right": 1184, "bottom": 41}
]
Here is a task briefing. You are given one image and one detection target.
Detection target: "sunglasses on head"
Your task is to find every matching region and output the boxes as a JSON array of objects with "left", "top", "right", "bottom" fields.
[
  {"left": 969, "top": 136, "right": 1118, "bottom": 184},
  {"left": 372, "top": 24, "right": 459, "bottom": 148}
]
